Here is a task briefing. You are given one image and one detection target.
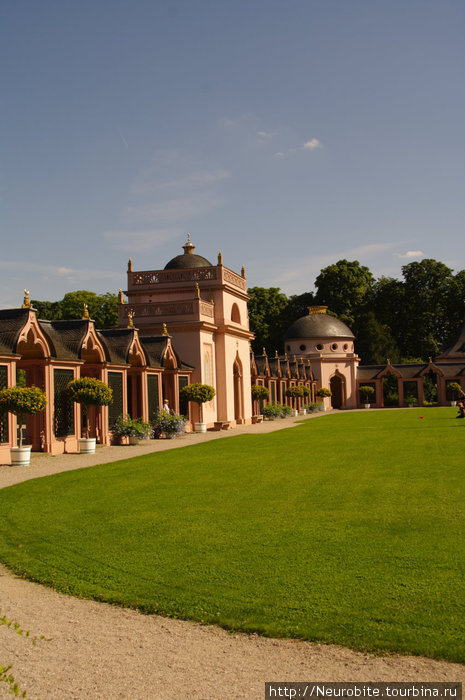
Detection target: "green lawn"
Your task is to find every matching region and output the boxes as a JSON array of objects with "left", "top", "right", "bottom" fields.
[{"left": 0, "top": 408, "right": 464, "bottom": 662}]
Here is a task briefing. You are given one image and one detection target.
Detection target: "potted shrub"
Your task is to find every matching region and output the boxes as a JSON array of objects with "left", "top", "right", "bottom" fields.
[
  {"left": 447, "top": 381, "right": 462, "bottom": 407},
  {"left": 251, "top": 384, "right": 269, "bottom": 420},
  {"left": 111, "top": 415, "right": 151, "bottom": 445},
  {"left": 285, "top": 386, "right": 304, "bottom": 415},
  {"left": 0, "top": 385, "right": 47, "bottom": 466},
  {"left": 262, "top": 402, "right": 281, "bottom": 420},
  {"left": 67, "top": 377, "right": 113, "bottom": 454},
  {"left": 316, "top": 387, "right": 332, "bottom": 411},
  {"left": 151, "top": 409, "right": 186, "bottom": 439},
  {"left": 358, "top": 384, "right": 375, "bottom": 408},
  {"left": 405, "top": 395, "right": 418, "bottom": 407},
  {"left": 180, "top": 382, "right": 216, "bottom": 433}
]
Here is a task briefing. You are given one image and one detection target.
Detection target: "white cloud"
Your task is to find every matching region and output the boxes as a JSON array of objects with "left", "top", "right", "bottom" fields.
[
  {"left": 274, "top": 152, "right": 285, "bottom": 157},
  {"left": 103, "top": 229, "right": 181, "bottom": 252},
  {"left": 397, "top": 250, "right": 424, "bottom": 259},
  {"left": 257, "top": 131, "right": 275, "bottom": 139},
  {"left": 303, "top": 138, "right": 322, "bottom": 151}
]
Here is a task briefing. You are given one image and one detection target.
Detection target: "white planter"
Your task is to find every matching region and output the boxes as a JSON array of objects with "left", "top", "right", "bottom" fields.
[
  {"left": 319, "top": 404, "right": 326, "bottom": 412},
  {"left": 195, "top": 422, "right": 207, "bottom": 433},
  {"left": 451, "top": 401, "right": 457, "bottom": 407},
  {"left": 364, "top": 404, "right": 370, "bottom": 409},
  {"left": 299, "top": 408, "right": 307, "bottom": 415},
  {"left": 10, "top": 446, "right": 32, "bottom": 466},
  {"left": 79, "top": 438, "right": 96, "bottom": 454},
  {"left": 292, "top": 409, "right": 298, "bottom": 417}
]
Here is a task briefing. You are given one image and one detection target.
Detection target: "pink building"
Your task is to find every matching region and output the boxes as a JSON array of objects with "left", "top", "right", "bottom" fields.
[{"left": 119, "top": 235, "right": 254, "bottom": 429}]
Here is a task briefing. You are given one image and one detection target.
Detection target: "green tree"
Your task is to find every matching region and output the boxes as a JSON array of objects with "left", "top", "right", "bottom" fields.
[
  {"left": 247, "top": 287, "right": 289, "bottom": 355},
  {"left": 32, "top": 291, "right": 118, "bottom": 329},
  {"left": 354, "top": 311, "right": 400, "bottom": 364},
  {"left": 314, "top": 260, "right": 375, "bottom": 327},
  {"left": 400, "top": 259, "right": 455, "bottom": 359}
]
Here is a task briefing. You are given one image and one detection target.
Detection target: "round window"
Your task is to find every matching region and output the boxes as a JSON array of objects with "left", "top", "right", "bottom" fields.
[
  {"left": 316, "top": 343, "right": 323, "bottom": 351},
  {"left": 331, "top": 343, "right": 338, "bottom": 351},
  {"left": 299, "top": 344, "right": 306, "bottom": 351},
  {"left": 343, "top": 343, "right": 349, "bottom": 351}
]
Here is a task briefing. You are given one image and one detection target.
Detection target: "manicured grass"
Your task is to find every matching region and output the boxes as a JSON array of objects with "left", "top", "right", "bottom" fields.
[{"left": 0, "top": 409, "right": 464, "bottom": 662}]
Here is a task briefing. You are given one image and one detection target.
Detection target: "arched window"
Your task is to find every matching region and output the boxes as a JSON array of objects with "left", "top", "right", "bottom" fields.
[{"left": 231, "top": 303, "right": 241, "bottom": 324}]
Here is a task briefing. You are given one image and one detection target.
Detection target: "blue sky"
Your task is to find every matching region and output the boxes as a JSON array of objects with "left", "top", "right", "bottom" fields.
[{"left": 1, "top": 0, "right": 464, "bottom": 307}]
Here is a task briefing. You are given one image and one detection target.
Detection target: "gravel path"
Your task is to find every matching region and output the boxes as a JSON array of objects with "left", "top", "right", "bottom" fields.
[{"left": 1, "top": 415, "right": 463, "bottom": 699}]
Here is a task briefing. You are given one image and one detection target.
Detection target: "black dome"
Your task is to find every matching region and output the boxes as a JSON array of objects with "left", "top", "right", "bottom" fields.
[
  {"left": 284, "top": 310, "right": 354, "bottom": 339},
  {"left": 164, "top": 235, "right": 212, "bottom": 270},
  {"left": 164, "top": 253, "right": 212, "bottom": 270}
]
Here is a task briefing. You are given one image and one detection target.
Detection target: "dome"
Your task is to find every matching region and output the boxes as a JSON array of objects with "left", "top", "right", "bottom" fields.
[
  {"left": 284, "top": 306, "right": 354, "bottom": 340},
  {"left": 164, "top": 234, "right": 212, "bottom": 270}
]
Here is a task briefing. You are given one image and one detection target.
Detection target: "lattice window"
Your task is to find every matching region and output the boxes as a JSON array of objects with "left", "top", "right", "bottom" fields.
[
  {"left": 54, "top": 369, "right": 75, "bottom": 437},
  {"left": 108, "top": 372, "right": 123, "bottom": 427},
  {"left": 0, "top": 366, "right": 8, "bottom": 444},
  {"left": 147, "top": 374, "right": 160, "bottom": 419},
  {"left": 178, "top": 376, "right": 189, "bottom": 418}
]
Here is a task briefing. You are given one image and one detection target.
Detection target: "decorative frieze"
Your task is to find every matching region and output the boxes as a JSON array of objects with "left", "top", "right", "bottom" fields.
[{"left": 131, "top": 268, "right": 218, "bottom": 286}]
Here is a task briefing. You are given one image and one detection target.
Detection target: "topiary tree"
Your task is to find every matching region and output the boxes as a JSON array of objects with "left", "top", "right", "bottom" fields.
[
  {"left": 316, "top": 387, "right": 332, "bottom": 399},
  {"left": 251, "top": 384, "right": 270, "bottom": 414},
  {"left": 358, "top": 385, "right": 375, "bottom": 403},
  {"left": 180, "top": 383, "right": 216, "bottom": 424},
  {"left": 67, "top": 377, "right": 113, "bottom": 438},
  {"left": 0, "top": 385, "right": 47, "bottom": 447},
  {"left": 286, "top": 385, "right": 304, "bottom": 409},
  {"left": 447, "top": 381, "right": 463, "bottom": 401}
]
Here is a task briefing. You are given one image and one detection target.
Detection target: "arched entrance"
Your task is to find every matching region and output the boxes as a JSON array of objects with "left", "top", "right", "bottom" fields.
[
  {"left": 330, "top": 374, "right": 345, "bottom": 409},
  {"left": 233, "top": 356, "right": 244, "bottom": 422}
]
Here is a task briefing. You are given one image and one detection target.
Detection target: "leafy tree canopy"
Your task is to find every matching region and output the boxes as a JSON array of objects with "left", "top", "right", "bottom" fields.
[{"left": 32, "top": 291, "right": 118, "bottom": 329}]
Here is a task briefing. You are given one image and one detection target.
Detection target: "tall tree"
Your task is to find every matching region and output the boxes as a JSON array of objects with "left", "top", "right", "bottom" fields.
[
  {"left": 314, "top": 260, "right": 375, "bottom": 327},
  {"left": 32, "top": 291, "right": 119, "bottom": 329},
  {"left": 400, "top": 259, "right": 455, "bottom": 359},
  {"left": 247, "top": 287, "right": 289, "bottom": 355}
]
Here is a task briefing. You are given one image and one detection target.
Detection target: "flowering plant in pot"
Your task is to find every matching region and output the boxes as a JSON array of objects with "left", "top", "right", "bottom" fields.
[
  {"left": 180, "top": 383, "right": 216, "bottom": 433},
  {"left": 151, "top": 409, "right": 186, "bottom": 439},
  {"left": 111, "top": 415, "right": 151, "bottom": 444},
  {"left": 0, "top": 385, "right": 47, "bottom": 465},
  {"left": 67, "top": 377, "right": 113, "bottom": 453}
]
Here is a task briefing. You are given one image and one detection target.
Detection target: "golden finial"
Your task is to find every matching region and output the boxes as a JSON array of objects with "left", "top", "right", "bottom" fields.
[
  {"left": 194, "top": 282, "right": 200, "bottom": 299},
  {"left": 293, "top": 354, "right": 297, "bottom": 362},
  {"left": 162, "top": 323, "right": 169, "bottom": 336},
  {"left": 275, "top": 350, "right": 279, "bottom": 358},
  {"left": 127, "top": 311, "right": 134, "bottom": 329},
  {"left": 262, "top": 347, "right": 266, "bottom": 356},
  {"left": 308, "top": 305, "right": 328, "bottom": 315},
  {"left": 82, "top": 304, "right": 90, "bottom": 320},
  {"left": 241, "top": 265, "right": 246, "bottom": 278},
  {"left": 127, "top": 258, "right": 133, "bottom": 272},
  {"left": 21, "top": 289, "right": 31, "bottom": 308},
  {"left": 428, "top": 357, "right": 432, "bottom": 364},
  {"left": 387, "top": 358, "right": 391, "bottom": 365},
  {"left": 183, "top": 233, "right": 195, "bottom": 255},
  {"left": 118, "top": 289, "right": 124, "bottom": 304},
  {"left": 218, "top": 250, "right": 223, "bottom": 265},
  {"left": 284, "top": 352, "right": 288, "bottom": 360}
]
